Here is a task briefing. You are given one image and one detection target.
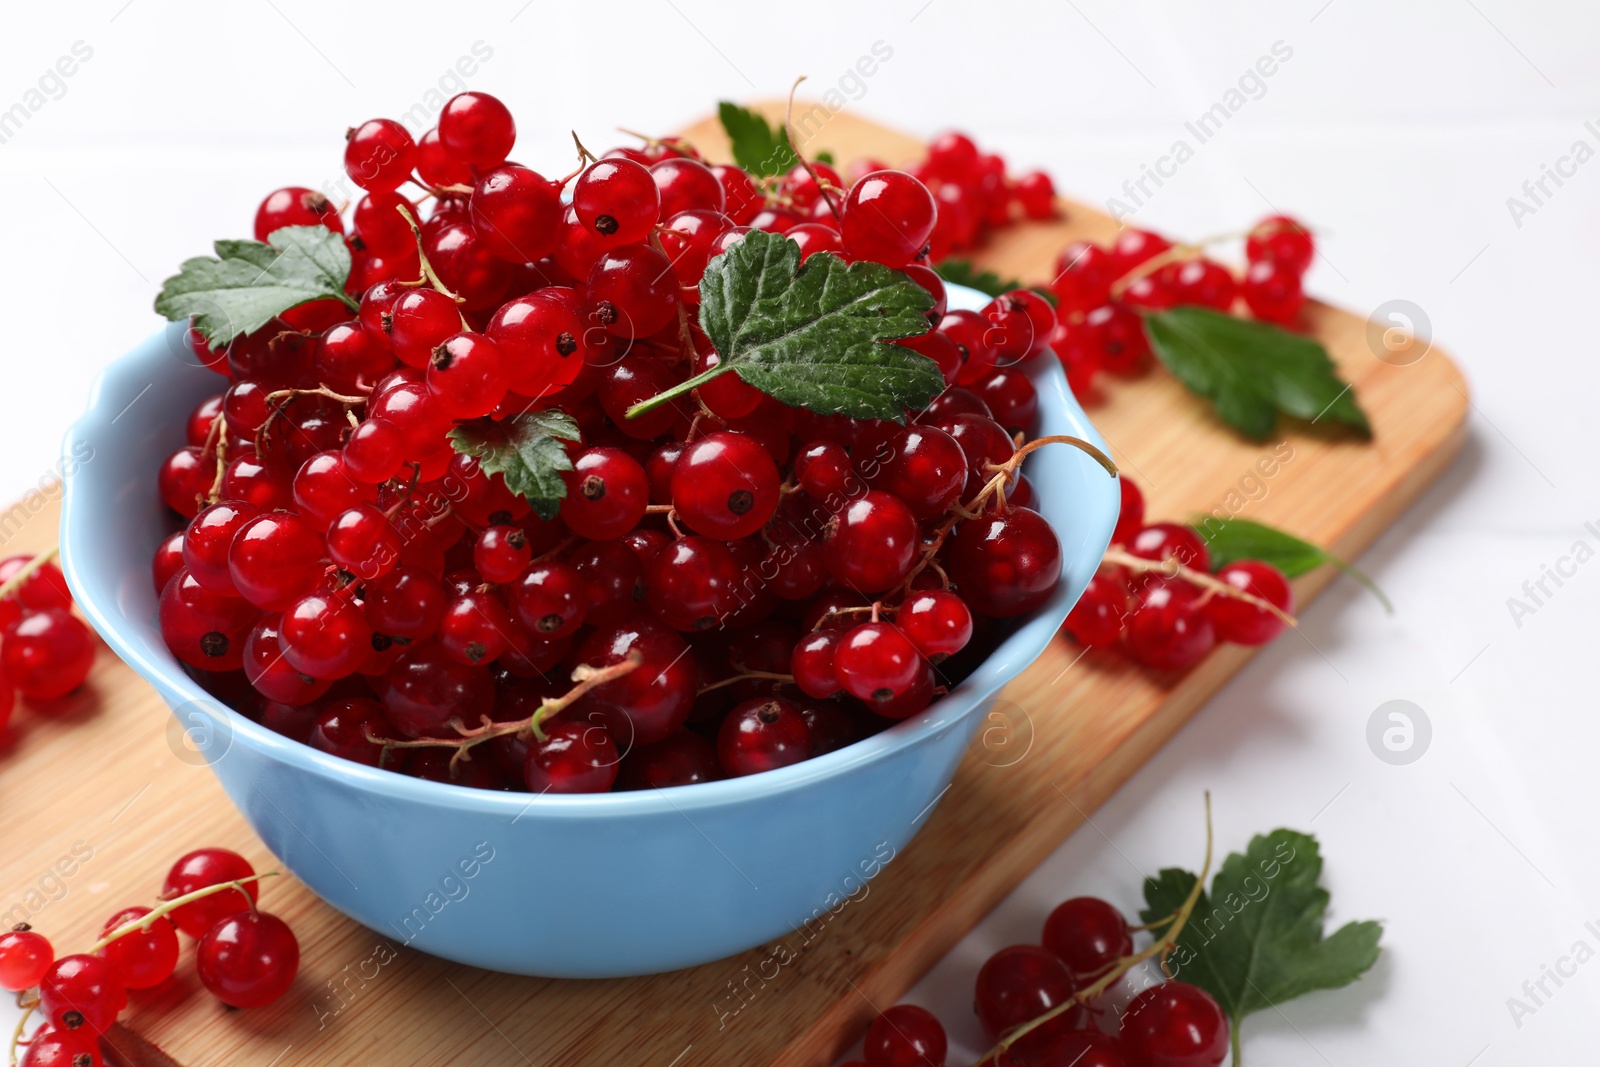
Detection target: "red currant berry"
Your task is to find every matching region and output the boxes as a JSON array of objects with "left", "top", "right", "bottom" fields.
[
  {"left": 3, "top": 609, "right": 96, "bottom": 698},
  {"left": 670, "top": 431, "right": 781, "bottom": 540},
  {"left": 389, "top": 287, "right": 464, "bottom": 369},
  {"left": 427, "top": 332, "right": 509, "bottom": 419},
  {"left": 317, "top": 320, "right": 395, "bottom": 394},
  {"left": 973, "top": 944, "right": 1085, "bottom": 1043},
  {"left": 308, "top": 697, "right": 392, "bottom": 766},
  {"left": 425, "top": 222, "right": 513, "bottom": 311},
  {"left": 841, "top": 170, "right": 936, "bottom": 266},
  {"left": 717, "top": 697, "right": 811, "bottom": 777},
  {"left": 437, "top": 590, "right": 513, "bottom": 666},
  {"left": 254, "top": 187, "right": 342, "bottom": 242},
  {"left": 824, "top": 491, "right": 918, "bottom": 592},
  {"left": 0, "top": 926, "right": 53, "bottom": 991},
  {"left": 574, "top": 158, "right": 660, "bottom": 243},
  {"left": 470, "top": 165, "right": 562, "bottom": 263},
  {"left": 616, "top": 731, "right": 722, "bottom": 789},
  {"left": 97, "top": 907, "right": 179, "bottom": 990},
  {"left": 196, "top": 912, "right": 299, "bottom": 1009},
  {"left": 597, "top": 354, "right": 682, "bottom": 440},
  {"left": 972, "top": 369, "right": 1038, "bottom": 433},
  {"left": 1083, "top": 302, "right": 1150, "bottom": 376},
  {"left": 281, "top": 591, "right": 372, "bottom": 679},
  {"left": 1159, "top": 258, "right": 1236, "bottom": 311},
  {"left": 794, "top": 440, "right": 858, "bottom": 502},
  {"left": 19, "top": 1028, "right": 104, "bottom": 1067},
  {"left": 351, "top": 189, "right": 415, "bottom": 258},
  {"left": 1114, "top": 477, "right": 1144, "bottom": 545},
  {"left": 1207, "top": 560, "right": 1294, "bottom": 645},
  {"left": 365, "top": 566, "right": 446, "bottom": 640},
  {"left": 487, "top": 293, "right": 584, "bottom": 398},
  {"left": 1125, "top": 580, "right": 1215, "bottom": 671},
  {"left": 241, "top": 616, "right": 332, "bottom": 705},
  {"left": 344, "top": 118, "right": 415, "bottom": 193},
  {"left": 325, "top": 505, "right": 402, "bottom": 581},
  {"left": 438, "top": 92, "right": 515, "bottom": 168},
  {"left": 866, "top": 425, "right": 967, "bottom": 520},
  {"left": 39, "top": 954, "right": 125, "bottom": 1035},
  {"left": 935, "top": 412, "right": 1014, "bottom": 499},
  {"left": 1042, "top": 896, "right": 1133, "bottom": 982},
  {"left": 1246, "top": 214, "right": 1314, "bottom": 276},
  {"left": 710, "top": 163, "right": 761, "bottom": 224},
  {"left": 1240, "top": 258, "right": 1306, "bottom": 326},
  {"left": 898, "top": 590, "right": 973, "bottom": 661},
  {"left": 1063, "top": 572, "right": 1129, "bottom": 648},
  {"left": 1108, "top": 228, "right": 1172, "bottom": 276},
  {"left": 524, "top": 716, "right": 619, "bottom": 794},
  {"left": 1127, "top": 522, "right": 1210, "bottom": 572},
  {"left": 158, "top": 446, "right": 213, "bottom": 518},
  {"left": 382, "top": 641, "right": 494, "bottom": 738},
  {"left": 471, "top": 525, "right": 529, "bottom": 585},
  {"left": 646, "top": 535, "right": 742, "bottom": 632},
  {"left": 863, "top": 1003, "right": 947, "bottom": 1067},
  {"left": 649, "top": 157, "right": 725, "bottom": 218},
  {"left": 585, "top": 244, "right": 680, "bottom": 340},
  {"left": 1035, "top": 1030, "right": 1131, "bottom": 1067},
  {"left": 1120, "top": 981, "right": 1229, "bottom": 1067},
  {"left": 569, "top": 540, "right": 646, "bottom": 627},
  {"left": 1014, "top": 171, "right": 1057, "bottom": 219},
  {"left": 162, "top": 849, "right": 259, "bottom": 938},
  {"left": 561, "top": 447, "right": 648, "bottom": 540},
  {"left": 572, "top": 617, "right": 697, "bottom": 745},
  {"left": 834, "top": 622, "right": 924, "bottom": 705},
  {"left": 228, "top": 511, "right": 326, "bottom": 611},
  {"left": 791, "top": 628, "right": 845, "bottom": 698},
  {"left": 1049, "top": 241, "right": 1114, "bottom": 312},
  {"left": 509, "top": 561, "right": 588, "bottom": 639},
  {"left": 182, "top": 502, "right": 261, "bottom": 595},
  {"left": 415, "top": 126, "right": 471, "bottom": 186},
  {"left": 945, "top": 506, "right": 1063, "bottom": 618}
]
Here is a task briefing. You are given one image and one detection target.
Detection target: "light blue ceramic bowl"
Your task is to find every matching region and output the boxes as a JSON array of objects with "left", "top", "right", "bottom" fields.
[{"left": 60, "top": 286, "right": 1118, "bottom": 978}]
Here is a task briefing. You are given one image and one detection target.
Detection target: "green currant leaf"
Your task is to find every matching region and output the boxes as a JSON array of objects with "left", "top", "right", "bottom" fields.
[
  {"left": 447, "top": 409, "right": 582, "bottom": 521},
  {"left": 717, "top": 101, "right": 798, "bottom": 178},
  {"left": 1141, "top": 830, "right": 1383, "bottom": 1064},
  {"left": 932, "top": 258, "right": 1056, "bottom": 306},
  {"left": 1143, "top": 307, "right": 1370, "bottom": 441},
  {"left": 631, "top": 229, "right": 941, "bottom": 422},
  {"left": 1191, "top": 517, "right": 1390, "bottom": 612},
  {"left": 154, "top": 225, "right": 358, "bottom": 347}
]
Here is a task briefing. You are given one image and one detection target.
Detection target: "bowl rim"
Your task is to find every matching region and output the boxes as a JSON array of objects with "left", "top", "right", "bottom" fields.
[{"left": 60, "top": 286, "right": 1117, "bottom": 819}]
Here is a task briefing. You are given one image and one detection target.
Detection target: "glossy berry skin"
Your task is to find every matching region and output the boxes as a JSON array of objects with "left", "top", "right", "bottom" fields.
[
  {"left": 344, "top": 118, "right": 415, "bottom": 193},
  {"left": 281, "top": 592, "right": 373, "bottom": 679},
  {"left": 710, "top": 164, "right": 761, "bottom": 223},
  {"left": 1241, "top": 258, "right": 1306, "bottom": 326},
  {"left": 1207, "top": 560, "right": 1294, "bottom": 645},
  {"left": 0, "top": 927, "right": 54, "bottom": 991},
  {"left": 242, "top": 616, "right": 332, "bottom": 706},
  {"left": 982, "top": 289, "right": 1055, "bottom": 363},
  {"left": 945, "top": 507, "right": 1062, "bottom": 618},
  {"left": 158, "top": 446, "right": 213, "bottom": 518},
  {"left": 670, "top": 431, "right": 781, "bottom": 539},
  {"left": 1119, "top": 981, "right": 1229, "bottom": 1067},
  {"left": 196, "top": 912, "right": 299, "bottom": 1009},
  {"left": 1160, "top": 258, "right": 1236, "bottom": 311},
  {"left": 649, "top": 157, "right": 725, "bottom": 218},
  {"left": 1049, "top": 241, "right": 1114, "bottom": 313},
  {"left": 98, "top": 907, "right": 180, "bottom": 990},
  {"left": 1127, "top": 522, "right": 1210, "bottom": 573},
  {"left": 382, "top": 641, "right": 493, "bottom": 738},
  {"left": 1246, "top": 214, "right": 1314, "bottom": 276},
  {"left": 585, "top": 244, "right": 680, "bottom": 340},
  {"left": 293, "top": 451, "right": 378, "bottom": 532},
  {"left": 470, "top": 165, "right": 562, "bottom": 263},
  {"left": 898, "top": 590, "right": 973, "bottom": 661},
  {"left": 717, "top": 697, "right": 811, "bottom": 777},
  {"left": 510, "top": 562, "right": 588, "bottom": 638},
  {"left": 1035, "top": 1031, "right": 1131, "bottom": 1067},
  {"left": 834, "top": 622, "right": 924, "bottom": 705},
  {"left": 437, "top": 590, "right": 513, "bottom": 666},
  {"left": 617, "top": 731, "right": 722, "bottom": 789},
  {"left": 936, "top": 413, "right": 1015, "bottom": 499},
  {"left": 308, "top": 697, "right": 391, "bottom": 766},
  {"left": 16, "top": 1025, "right": 101, "bottom": 1067},
  {"left": 646, "top": 535, "right": 742, "bottom": 632},
  {"left": 487, "top": 294, "right": 584, "bottom": 398},
  {"left": 473, "top": 525, "right": 530, "bottom": 585},
  {"left": 254, "top": 186, "right": 342, "bottom": 241},
  {"left": 574, "top": 158, "right": 660, "bottom": 242},
  {"left": 439, "top": 91, "right": 515, "bottom": 167},
  {"left": 390, "top": 287, "right": 465, "bottom": 369},
  {"left": 4, "top": 609, "right": 96, "bottom": 698},
  {"left": 326, "top": 505, "right": 403, "bottom": 581},
  {"left": 791, "top": 628, "right": 844, "bottom": 698},
  {"left": 973, "top": 944, "right": 1085, "bottom": 1043},
  {"left": 524, "top": 717, "right": 619, "bottom": 793},
  {"left": 228, "top": 511, "right": 326, "bottom": 611},
  {"left": 824, "top": 491, "right": 918, "bottom": 593},
  {"left": 1113, "top": 478, "right": 1144, "bottom": 545},
  {"left": 973, "top": 369, "right": 1038, "bottom": 432},
  {"left": 561, "top": 447, "right": 648, "bottom": 540},
  {"left": 573, "top": 618, "right": 697, "bottom": 746},
  {"left": 1083, "top": 302, "right": 1150, "bottom": 376},
  {"left": 841, "top": 170, "right": 937, "bottom": 266},
  {"left": 1108, "top": 228, "right": 1172, "bottom": 276},
  {"left": 162, "top": 848, "right": 259, "bottom": 938},
  {"left": 427, "top": 332, "right": 509, "bottom": 419},
  {"left": 1063, "top": 572, "right": 1129, "bottom": 648},
  {"left": 39, "top": 954, "right": 125, "bottom": 1035},
  {"left": 1043, "top": 896, "right": 1133, "bottom": 982},
  {"left": 1125, "top": 580, "right": 1216, "bottom": 671},
  {"left": 867, "top": 426, "right": 967, "bottom": 520},
  {"left": 863, "top": 1003, "right": 947, "bottom": 1067}
]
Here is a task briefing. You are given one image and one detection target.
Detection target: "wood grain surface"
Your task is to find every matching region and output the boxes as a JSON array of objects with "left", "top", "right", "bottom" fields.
[{"left": 1, "top": 105, "right": 1467, "bottom": 1067}]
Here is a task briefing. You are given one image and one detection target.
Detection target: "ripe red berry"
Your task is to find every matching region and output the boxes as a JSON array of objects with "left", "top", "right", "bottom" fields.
[
  {"left": 3, "top": 609, "right": 97, "bottom": 699},
  {"left": 572, "top": 617, "right": 697, "bottom": 746},
  {"left": 1120, "top": 981, "right": 1229, "bottom": 1067},
  {"left": 344, "top": 118, "right": 416, "bottom": 193},
  {"left": 281, "top": 591, "right": 373, "bottom": 679},
  {"left": 487, "top": 293, "right": 584, "bottom": 398},
  {"left": 824, "top": 491, "right": 918, "bottom": 592},
  {"left": 427, "top": 332, "right": 509, "bottom": 419},
  {"left": 1042, "top": 896, "right": 1133, "bottom": 982},
  {"left": 97, "top": 907, "right": 180, "bottom": 990},
  {"left": 945, "top": 506, "right": 1062, "bottom": 618},
  {"left": 841, "top": 170, "right": 937, "bottom": 266},
  {"left": 162, "top": 848, "right": 259, "bottom": 938},
  {"left": 1113, "top": 477, "right": 1145, "bottom": 545},
  {"left": 196, "top": 912, "right": 299, "bottom": 1009},
  {"left": 228, "top": 511, "right": 326, "bottom": 611},
  {"left": 524, "top": 716, "right": 619, "bottom": 793},
  {"left": 646, "top": 535, "right": 742, "bottom": 632},
  {"left": 670, "top": 431, "right": 781, "bottom": 540},
  {"left": 309, "top": 697, "right": 393, "bottom": 766},
  {"left": 1125, "top": 580, "right": 1215, "bottom": 671},
  {"left": 1207, "top": 560, "right": 1294, "bottom": 645},
  {"left": 791, "top": 628, "right": 845, "bottom": 698},
  {"left": 616, "top": 731, "right": 722, "bottom": 789},
  {"left": 17, "top": 1025, "right": 101, "bottom": 1067},
  {"left": 1127, "top": 522, "right": 1210, "bottom": 573},
  {"left": 469, "top": 165, "right": 562, "bottom": 263},
  {"left": 1108, "top": 228, "right": 1172, "bottom": 276},
  {"left": 898, "top": 590, "right": 973, "bottom": 661},
  {"left": 1063, "top": 572, "right": 1129, "bottom": 648},
  {"left": 574, "top": 158, "right": 660, "bottom": 243},
  {"left": 717, "top": 697, "right": 811, "bottom": 777},
  {"left": 866, "top": 425, "right": 967, "bottom": 520},
  {"left": 1159, "top": 258, "right": 1236, "bottom": 311},
  {"left": 1246, "top": 214, "right": 1314, "bottom": 276},
  {"left": 0, "top": 926, "right": 54, "bottom": 991},
  {"left": 382, "top": 641, "right": 494, "bottom": 738},
  {"left": 834, "top": 622, "right": 924, "bottom": 705},
  {"left": 1083, "top": 302, "right": 1150, "bottom": 376},
  {"left": 254, "top": 186, "right": 342, "bottom": 242},
  {"left": 973, "top": 944, "right": 1085, "bottom": 1043},
  {"left": 438, "top": 92, "right": 516, "bottom": 168},
  {"left": 561, "top": 447, "right": 648, "bottom": 540},
  {"left": 1049, "top": 241, "right": 1114, "bottom": 312},
  {"left": 863, "top": 1003, "right": 947, "bottom": 1067},
  {"left": 39, "top": 954, "right": 125, "bottom": 1035},
  {"left": 585, "top": 244, "right": 680, "bottom": 340},
  {"left": 1241, "top": 258, "right": 1306, "bottom": 326},
  {"left": 649, "top": 157, "right": 726, "bottom": 218}
]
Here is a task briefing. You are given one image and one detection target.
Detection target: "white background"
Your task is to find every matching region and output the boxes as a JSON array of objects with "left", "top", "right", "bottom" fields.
[{"left": 4, "top": 1, "right": 1599, "bottom": 1063}]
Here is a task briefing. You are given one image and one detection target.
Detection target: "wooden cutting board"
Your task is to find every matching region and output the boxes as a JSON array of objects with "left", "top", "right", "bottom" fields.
[{"left": 3, "top": 106, "right": 1467, "bottom": 1067}]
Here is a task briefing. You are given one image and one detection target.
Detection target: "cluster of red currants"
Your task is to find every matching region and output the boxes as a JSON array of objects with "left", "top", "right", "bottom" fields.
[
  {"left": 0, "top": 554, "right": 97, "bottom": 726},
  {"left": 1063, "top": 477, "right": 1295, "bottom": 671},
  {"left": 3, "top": 848, "right": 296, "bottom": 1067},
  {"left": 1046, "top": 215, "right": 1316, "bottom": 396},
  {"left": 878, "top": 129, "right": 1057, "bottom": 259},
  {"left": 154, "top": 92, "right": 1075, "bottom": 795},
  {"left": 848, "top": 896, "right": 1227, "bottom": 1067}
]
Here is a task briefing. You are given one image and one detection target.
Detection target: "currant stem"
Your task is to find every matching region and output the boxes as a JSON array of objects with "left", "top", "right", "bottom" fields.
[
  {"left": 976, "top": 793, "right": 1214, "bottom": 1066},
  {"left": 0, "top": 547, "right": 60, "bottom": 604},
  {"left": 697, "top": 669, "right": 796, "bottom": 695},
  {"left": 394, "top": 203, "right": 469, "bottom": 326},
  {"left": 84, "top": 872, "right": 282, "bottom": 955},
  {"left": 8, "top": 999, "right": 35, "bottom": 1067},
  {"left": 1101, "top": 547, "right": 1298, "bottom": 627},
  {"left": 1107, "top": 227, "right": 1252, "bottom": 299},
  {"left": 372, "top": 652, "right": 643, "bottom": 761},
  {"left": 263, "top": 384, "right": 369, "bottom": 406},
  {"left": 785, "top": 76, "right": 843, "bottom": 224}
]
